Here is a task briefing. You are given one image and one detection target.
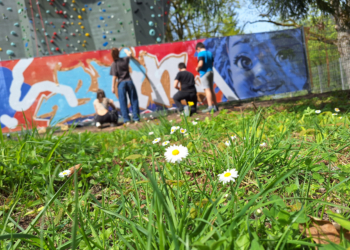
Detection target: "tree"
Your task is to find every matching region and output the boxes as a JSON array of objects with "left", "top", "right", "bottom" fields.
[{"left": 165, "top": 0, "right": 241, "bottom": 42}]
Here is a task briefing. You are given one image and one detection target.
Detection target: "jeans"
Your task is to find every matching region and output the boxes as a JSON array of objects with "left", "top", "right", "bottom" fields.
[
  {"left": 95, "top": 110, "right": 118, "bottom": 124},
  {"left": 173, "top": 91, "right": 197, "bottom": 113},
  {"left": 118, "top": 80, "right": 140, "bottom": 122}
]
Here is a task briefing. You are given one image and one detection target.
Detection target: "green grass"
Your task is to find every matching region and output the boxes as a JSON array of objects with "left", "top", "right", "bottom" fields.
[{"left": 1, "top": 94, "right": 350, "bottom": 249}]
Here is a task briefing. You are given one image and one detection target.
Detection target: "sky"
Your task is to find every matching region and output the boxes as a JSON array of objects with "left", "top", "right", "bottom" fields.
[{"left": 236, "top": 0, "right": 278, "bottom": 34}]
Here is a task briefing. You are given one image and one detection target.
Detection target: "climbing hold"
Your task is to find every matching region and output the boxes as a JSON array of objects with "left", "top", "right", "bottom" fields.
[
  {"left": 41, "top": 39, "right": 45, "bottom": 44},
  {"left": 78, "top": 15, "right": 82, "bottom": 19},
  {"left": 0, "top": 48, "right": 2, "bottom": 51},
  {"left": 119, "top": 21, "right": 123, "bottom": 25},
  {"left": 61, "top": 25, "right": 65, "bottom": 28},
  {"left": 45, "top": 32, "right": 49, "bottom": 36},
  {"left": 55, "top": 47, "right": 59, "bottom": 51},
  {"left": 6, "top": 50, "right": 15, "bottom": 56},
  {"left": 150, "top": 6, "right": 154, "bottom": 9},
  {"left": 102, "top": 35, "right": 106, "bottom": 39},
  {"left": 97, "top": 25, "right": 101, "bottom": 28},
  {"left": 82, "top": 44, "right": 85, "bottom": 47},
  {"left": 78, "top": 22, "right": 82, "bottom": 25},
  {"left": 77, "top": 40, "right": 81, "bottom": 43},
  {"left": 50, "top": 22, "right": 53, "bottom": 25},
  {"left": 45, "top": 52, "right": 49, "bottom": 55},
  {"left": 156, "top": 37, "right": 161, "bottom": 42},
  {"left": 72, "top": 0, "right": 75, "bottom": 2},
  {"left": 18, "top": 9, "right": 22, "bottom": 14},
  {"left": 110, "top": 31, "right": 112, "bottom": 34},
  {"left": 165, "top": 11, "right": 168, "bottom": 15},
  {"left": 71, "top": 22, "right": 74, "bottom": 25},
  {"left": 82, "top": 8, "right": 85, "bottom": 11},
  {"left": 89, "top": 8, "right": 92, "bottom": 11},
  {"left": 59, "top": 10, "right": 63, "bottom": 14},
  {"left": 105, "top": 24, "right": 108, "bottom": 26},
  {"left": 14, "top": 23, "right": 19, "bottom": 27},
  {"left": 102, "top": 9, "right": 106, "bottom": 12},
  {"left": 99, "top": 16, "right": 104, "bottom": 20},
  {"left": 46, "top": 10, "right": 50, "bottom": 14},
  {"left": 63, "top": 11, "right": 67, "bottom": 14},
  {"left": 11, "top": 31, "right": 17, "bottom": 35},
  {"left": 50, "top": 39, "right": 54, "bottom": 43},
  {"left": 149, "top": 21, "right": 154, "bottom": 26},
  {"left": 158, "top": 14, "right": 161, "bottom": 17},
  {"left": 151, "top": 14, "right": 155, "bottom": 18},
  {"left": 45, "top": 20, "right": 48, "bottom": 24},
  {"left": 66, "top": 44, "right": 69, "bottom": 47},
  {"left": 85, "top": 33, "right": 90, "bottom": 37},
  {"left": 97, "top": 1, "right": 101, "bottom": 5},
  {"left": 111, "top": 15, "right": 114, "bottom": 18},
  {"left": 36, "top": 13, "right": 40, "bottom": 17},
  {"left": 112, "top": 37, "right": 115, "bottom": 41},
  {"left": 83, "top": 40, "right": 87, "bottom": 43},
  {"left": 10, "top": 42, "right": 16, "bottom": 46},
  {"left": 62, "top": 2, "right": 66, "bottom": 6},
  {"left": 7, "top": 7, "right": 13, "bottom": 11},
  {"left": 73, "top": 8, "right": 76, "bottom": 11},
  {"left": 103, "top": 41, "right": 108, "bottom": 46},
  {"left": 51, "top": 47, "right": 55, "bottom": 51},
  {"left": 65, "top": 36, "right": 68, "bottom": 39},
  {"left": 81, "top": 26, "right": 84, "bottom": 29},
  {"left": 53, "top": 32, "right": 57, "bottom": 36},
  {"left": 149, "top": 29, "right": 155, "bottom": 36}
]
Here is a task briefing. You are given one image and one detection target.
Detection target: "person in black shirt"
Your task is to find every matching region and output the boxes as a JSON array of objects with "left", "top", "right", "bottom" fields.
[{"left": 173, "top": 63, "right": 197, "bottom": 115}]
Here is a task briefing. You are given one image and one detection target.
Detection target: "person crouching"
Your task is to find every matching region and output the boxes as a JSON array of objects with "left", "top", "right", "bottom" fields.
[
  {"left": 93, "top": 89, "right": 118, "bottom": 128},
  {"left": 173, "top": 63, "right": 197, "bottom": 115}
]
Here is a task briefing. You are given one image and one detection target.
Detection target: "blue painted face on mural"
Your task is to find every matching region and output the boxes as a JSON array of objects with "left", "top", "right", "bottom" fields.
[{"left": 227, "top": 30, "right": 308, "bottom": 99}]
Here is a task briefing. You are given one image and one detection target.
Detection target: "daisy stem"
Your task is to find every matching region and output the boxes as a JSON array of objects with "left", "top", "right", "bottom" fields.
[
  {"left": 178, "top": 163, "right": 195, "bottom": 200},
  {"left": 230, "top": 182, "right": 236, "bottom": 215}
]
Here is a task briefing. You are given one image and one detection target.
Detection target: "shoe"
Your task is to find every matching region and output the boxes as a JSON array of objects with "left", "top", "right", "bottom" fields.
[
  {"left": 134, "top": 121, "right": 140, "bottom": 124},
  {"left": 125, "top": 122, "right": 131, "bottom": 126},
  {"left": 214, "top": 105, "right": 219, "bottom": 112},
  {"left": 110, "top": 122, "right": 117, "bottom": 127},
  {"left": 202, "top": 106, "right": 215, "bottom": 113},
  {"left": 96, "top": 122, "right": 101, "bottom": 128}
]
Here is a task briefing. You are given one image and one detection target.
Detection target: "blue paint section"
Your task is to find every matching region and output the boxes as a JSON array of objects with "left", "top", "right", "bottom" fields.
[
  {"left": 0, "top": 67, "right": 16, "bottom": 128},
  {"left": 19, "top": 82, "right": 31, "bottom": 102}
]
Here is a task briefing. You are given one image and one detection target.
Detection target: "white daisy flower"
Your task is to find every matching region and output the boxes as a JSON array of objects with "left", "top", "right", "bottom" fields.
[
  {"left": 335, "top": 108, "right": 340, "bottom": 112},
  {"left": 332, "top": 113, "right": 338, "bottom": 116},
  {"left": 169, "top": 120, "right": 173, "bottom": 122},
  {"left": 230, "top": 135, "right": 236, "bottom": 140},
  {"left": 170, "top": 128, "right": 177, "bottom": 134},
  {"left": 256, "top": 209, "right": 262, "bottom": 214},
  {"left": 184, "top": 133, "right": 188, "bottom": 136},
  {"left": 218, "top": 169, "right": 239, "bottom": 184},
  {"left": 175, "top": 126, "right": 180, "bottom": 130},
  {"left": 192, "top": 121, "right": 197, "bottom": 125},
  {"left": 149, "top": 132, "right": 154, "bottom": 135},
  {"left": 315, "top": 110, "right": 321, "bottom": 114},
  {"left": 59, "top": 170, "right": 71, "bottom": 178},
  {"left": 195, "top": 118, "right": 199, "bottom": 120},
  {"left": 224, "top": 194, "right": 229, "bottom": 198},
  {"left": 152, "top": 138, "right": 161, "bottom": 144},
  {"left": 260, "top": 142, "right": 267, "bottom": 147},
  {"left": 225, "top": 140, "right": 231, "bottom": 146},
  {"left": 164, "top": 145, "right": 188, "bottom": 163},
  {"left": 180, "top": 128, "right": 186, "bottom": 134},
  {"left": 339, "top": 117, "right": 343, "bottom": 119},
  {"left": 147, "top": 120, "right": 150, "bottom": 123},
  {"left": 162, "top": 141, "right": 170, "bottom": 146}
]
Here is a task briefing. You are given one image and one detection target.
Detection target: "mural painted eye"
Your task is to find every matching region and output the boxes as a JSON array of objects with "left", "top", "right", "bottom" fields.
[
  {"left": 234, "top": 56, "right": 253, "bottom": 71},
  {"left": 275, "top": 49, "right": 295, "bottom": 64}
]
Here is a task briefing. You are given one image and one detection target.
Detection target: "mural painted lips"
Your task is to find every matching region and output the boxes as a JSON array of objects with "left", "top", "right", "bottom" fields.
[{"left": 250, "top": 81, "right": 284, "bottom": 94}]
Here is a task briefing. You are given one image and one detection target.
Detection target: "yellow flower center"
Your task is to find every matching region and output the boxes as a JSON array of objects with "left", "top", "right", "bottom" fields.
[
  {"left": 172, "top": 149, "right": 180, "bottom": 155},
  {"left": 224, "top": 172, "right": 231, "bottom": 177},
  {"left": 63, "top": 171, "right": 68, "bottom": 175},
  {"left": 181, "top": 130, "right": 184, "bottom": 132}
]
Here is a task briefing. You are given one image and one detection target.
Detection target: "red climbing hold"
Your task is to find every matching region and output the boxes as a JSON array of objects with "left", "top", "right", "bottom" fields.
[
  {"left": 165, "top": 11, "right": 168, "bottom": 15},
  {"left": 55, "top": 10, "right": 59, "bottom": 14},
  {"left": 49, "top": 2, "right": 53, "bottom": 5},
  {"left": 66, "top": 44, "right": 69, "bottom": 47},
  {"left": 59, "top": 10, "right": 63, "bottom": 14},
  {"left": 62, "top": 21, "right": 66, "bottom": 25},
  {"left": 64, "top": 15, "right": 67, "bottom": 18},
  {"left": 50, "top": 40, "right": 54, "bottom": 43},
  {"left": 61, "top": 25, "right": 65, "bottom": 28},
  {"left": 50, "top": 22, "right": 53, "bottom": 25},
  {"left": 52, "top": 36, "right": 55, "bottom": 39},
  {"left": 50, "top": 0, "right": 54, "bottom": 2},
  {"left": 65, "top": 36, "right": 68, "bottom": 40},
  {"left": 62, "top": 2, "right": 66, "bottom": 6},
  {"left": 53, "top": 32, "right": 57, "bottom": 36},
  {"left": 72, "top": 33, "right": 75, "bottom": 36},
  {"left": 55, "top": 47, "right": 60, "bottom": 51}
]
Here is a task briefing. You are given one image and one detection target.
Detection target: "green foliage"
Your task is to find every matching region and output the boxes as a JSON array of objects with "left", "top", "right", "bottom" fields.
[{"left": 0, "top": 95, "right": 350, "bottom": 249}]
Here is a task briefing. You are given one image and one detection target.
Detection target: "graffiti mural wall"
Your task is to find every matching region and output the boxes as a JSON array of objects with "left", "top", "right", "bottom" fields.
[{"left": 0, "top": 28, "right": 309, "bottom": 132}]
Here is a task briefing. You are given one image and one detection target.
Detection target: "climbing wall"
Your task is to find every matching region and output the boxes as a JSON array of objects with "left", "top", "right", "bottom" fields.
[
  {"left": 0, "top": 0, "right": 169, "bottom": 60},
  {"left": 130, "top": 0, "right": 170, "bottom": 46}
]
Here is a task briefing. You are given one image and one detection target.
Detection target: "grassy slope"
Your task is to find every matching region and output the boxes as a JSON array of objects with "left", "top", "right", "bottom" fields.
[{"left": 0, "top": 92, "right": 350, "bottom": 249}]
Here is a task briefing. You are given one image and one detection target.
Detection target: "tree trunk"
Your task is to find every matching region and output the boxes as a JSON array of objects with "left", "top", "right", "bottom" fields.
[{"left": 337, "top": 30, "right": 350, "bottom": 89}]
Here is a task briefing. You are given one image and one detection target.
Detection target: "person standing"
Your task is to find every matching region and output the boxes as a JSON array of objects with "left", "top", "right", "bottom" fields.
[
  {"left": 173, "top": 63, "right": 197, "bottom": 115},
  {"left": 195, "top": 42, "right": 218, "bottom": 113},
  {"left": 110, "top": 47, "right": 140, "bottom": 125}
]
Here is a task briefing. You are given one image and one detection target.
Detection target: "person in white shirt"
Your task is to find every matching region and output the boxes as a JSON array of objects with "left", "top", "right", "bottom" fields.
[{"left": 93, "top": 89, "right": 118, "bottom": 128}]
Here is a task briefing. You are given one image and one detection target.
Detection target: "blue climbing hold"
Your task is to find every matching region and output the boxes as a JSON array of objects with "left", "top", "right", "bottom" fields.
[
  {"left": 7, "top": 7, "right": 12, "bottom": 11},
  {"left": 6, "top": 50, "right": 15, "bottom": 56},
  {"left": 97, "top": 25, "right": 101, "bottom": 28},
  {"left": 105, "top": 24, "right": 108, "bottom": 26},
  {"left": 14, "top": 23, "right": 19, "bottom": 27},
  {"left": 108, "top": 16, "right": 110, "bottom": 18},
  {"left": 18, "top": 9, "right": 22, "bottom": 14},
  {"left": 151, "top": 14, "right": 155, "bottom": 18},
  {"left": 41, "top": 39, "right": 45, "bottom": 43},
  {"left": 45, "top": 20, "right": 48, "bottom": 24},
  {"left": 46, "top": 10, "right": 50, "bottom": 14},
  {"left": 103, "top": 42, "right": 108, "bottom": 46},
  {"left": 11, "top": 42, "right": 16, "bottom": 46},
  {"left": 109, "top": 31, "right": 112, "bottom": 34},
  {"left": 89, "top": 8, "right": 92, "bottom": 11},
  {"left": 85, "top": 4, "right": 88, "bottom": 7},
  {"left": 11, "top": 31, "right": 17, "bottom": 35},
  {"left": 150, "top": 6, "right": 154, "bottom": 9},
  {"left": 99, "top": 16, "right": 104, "bottom": 20},
  {"left": 45, "top": 51, "right": 49, "bottom": 55},
  {"left": 102, "top": 9, "right": 106, "bottom": 12},
  {"left": 51, "top": 47, "right": 55, "bottom": 51},
  {"left": 148, "top": 21, "right": 154, "bottom": 26},
  {"left": 45, "top": 32, "right": 48, "bottom": 36},
  {"left": 52, "top": 25, "right": 55, "bottom": 28},
  {"left": 102, "top": 35, "right": 106, "bottom": 39},
  {"left": 97, "top": 1, "right": 101, "bottom": 5},
  {"left": 158, "top": 14, "right": 161, "bottom": 17},
  {"left": 156, "top": 37, "right": 161, "bottom": 42},
  {"left": 25, "top": 42, "right": 28, "bottom": 47},
  {"left": 35, "top": 13, "right": 39, "bottom": 17},
  {"left": 149, "top": 29, "right": 155, "bottom": 36}
]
